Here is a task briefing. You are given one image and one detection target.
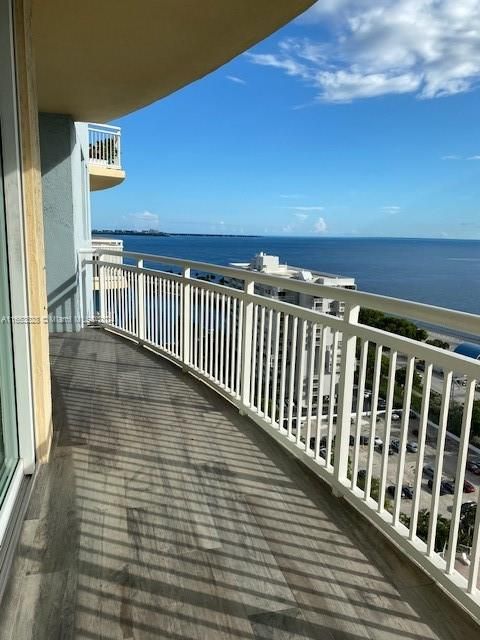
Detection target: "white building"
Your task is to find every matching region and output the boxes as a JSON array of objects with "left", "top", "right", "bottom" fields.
[{"left": 230, "top": 253, "right": 356, "bottom": 413}]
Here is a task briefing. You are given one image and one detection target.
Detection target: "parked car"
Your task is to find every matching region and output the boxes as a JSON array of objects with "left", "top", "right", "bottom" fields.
[
  {"left": 391, "top": 412, "right": 401, "bottom": 421},
  {"left": 402, "top": 485, "right": 414, "bottom": 499},
  {"left": 377, "top": 444, "right": 395, "bottom": 456},
  {"left": 442, "top": 480, "right": 455, "bottom": 494},
  {"left": 466, "top": 459, "right": 480, "bottom": 474},
  {"left": 461, "top": 501, "right": 476, "bottom": 516},
  {"left": 349, "top": 434, "right": 355, "bottom": 446},
  {"left": 359, "top": 435, "right": 369, "bottom": 445},
  {"left": 374, "top": 436, "right": 383, "bottom": 447},
  {"left": 423, "top": 464, "right": 435, "bottom": 478},
  {"left": 390, "top": 439, "right": 400, "bottom": 453},
  {"left": 463, "top": 479, "right": 475, "bottom": 493},
  {"left": 387, "top": 484, "right": 413, "bottom": 499},
  {"left": 428, "top": 478, "right": 448, "bottom": 496},
  {"left": 319, "top": 447, "right": 327, "bottom": 460},
  {"left": 406, "top": 441, "right": 418, "bottom": 453}
]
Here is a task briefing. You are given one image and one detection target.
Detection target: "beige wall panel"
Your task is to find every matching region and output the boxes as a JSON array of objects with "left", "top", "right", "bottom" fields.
[{"left": 14, "top": 0, "right": 53, "bottom": 463}]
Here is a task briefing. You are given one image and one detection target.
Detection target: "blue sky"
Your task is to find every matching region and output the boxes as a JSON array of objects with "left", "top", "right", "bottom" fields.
[{"left": 92, "top": 0, "right": 480, "bottom": 238}]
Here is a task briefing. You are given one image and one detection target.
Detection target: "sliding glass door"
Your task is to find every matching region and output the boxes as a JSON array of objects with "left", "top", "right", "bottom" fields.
[
  {"left": 0, "top": 0, "right": 35, "bottom": 548},
  {"left": 0, "top": 128, "right": 18, "bottom": 508}
]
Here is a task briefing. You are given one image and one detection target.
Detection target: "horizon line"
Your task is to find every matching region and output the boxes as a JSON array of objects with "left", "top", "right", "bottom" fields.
[{"left": 92, "top": 230, "right": 480, "bottom": 242}]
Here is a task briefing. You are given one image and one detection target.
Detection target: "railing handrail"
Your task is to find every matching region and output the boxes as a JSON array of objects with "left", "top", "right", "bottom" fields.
[
  {"left": 88, "top": 256, "right": 480, "bottom": 378},
  {"left": 87, "top": 123, "right": 121, "bottom": 135},
  {"left": 92, "top": 249, "right": 480, "bottom": 337}
]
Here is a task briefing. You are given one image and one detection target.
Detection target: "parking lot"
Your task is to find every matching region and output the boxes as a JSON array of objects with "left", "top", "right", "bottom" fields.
[{"left": 351, "top": 411, "right": 480, "bottom": 519}]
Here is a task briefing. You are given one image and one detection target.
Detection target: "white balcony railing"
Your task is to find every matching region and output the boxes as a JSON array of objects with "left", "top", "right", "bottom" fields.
[
  {"left": 81, "top": 249, "right": 480, "bottom": 620},
  {"left": 90, "top": 239, "right": 123, "bottom": 290},
  {"left": 88, "top": 123, "right": 121, "bottom": 169}
]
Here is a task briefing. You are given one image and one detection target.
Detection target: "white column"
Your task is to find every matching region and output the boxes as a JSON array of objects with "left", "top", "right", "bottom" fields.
[
  {"left": 137, "top": 259, "right": 145, "bottom": 341},
  {"left": 334, "top": 302, "right": 360, "bottom": 485},
  {"left": 182, "top": 266, "right": 191, "bottom": 368},
  {"left": 98, "top": 254, "right": 105, "bottom": 323},
  {"left": 240, "top": 278, "right": 255, "bottom": 410}
]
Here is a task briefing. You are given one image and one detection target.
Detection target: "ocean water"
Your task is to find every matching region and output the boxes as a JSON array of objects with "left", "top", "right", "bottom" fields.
[{"left": 104, "top": 235, "right": 480, "bottom": 315}]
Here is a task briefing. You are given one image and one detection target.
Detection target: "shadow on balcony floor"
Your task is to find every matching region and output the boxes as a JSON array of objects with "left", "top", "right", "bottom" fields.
[{"left": 0, "top": 329, "right": 478, "bottom": 639}]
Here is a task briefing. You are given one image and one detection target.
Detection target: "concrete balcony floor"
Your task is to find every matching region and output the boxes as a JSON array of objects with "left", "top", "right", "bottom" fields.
[{"left": 0, "top": 329, "right": 478, "bottom": 639}]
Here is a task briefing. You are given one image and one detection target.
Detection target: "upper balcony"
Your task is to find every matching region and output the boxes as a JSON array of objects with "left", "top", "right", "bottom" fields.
[
  {"left": 1, "top": 249, "right": 480, "bottom": 636},
  {"left": 88, "top": 124, "right": 125, "bottom": 191}
]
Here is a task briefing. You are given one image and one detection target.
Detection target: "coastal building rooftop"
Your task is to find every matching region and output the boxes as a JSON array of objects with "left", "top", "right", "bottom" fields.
[{"left": 230, "top": 252, "right": 356, "bottom": 287}]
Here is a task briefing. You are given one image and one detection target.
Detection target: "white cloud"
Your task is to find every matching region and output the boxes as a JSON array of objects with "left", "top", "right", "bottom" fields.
[
  {"left": 314, "top": 217, "right": 328, "bottom": 233},
  {"left": 248, "top": 1, "right": 480, "bottom": 102},
  {"left": 129, "top": 211, "right": 159, "bottom": 229},
  {"left": 280, "top": 193, "right": 305, "bottom": 198},
  {"left": 294, "top": 212, "right": 309, "bottom": 221},
  {"left": 226, "top": 75, "right": 246, "bottom": 85},
  {"left": 287, "top": 205, "right": 324, "bottom": 211},
  {"left": 246, "top": 53, "right": 309, "bottom": 79},
  {"left": 441, "top": 154, "right": 480, "bottom": 160},
  {"left": 381, "top": 205, "right": 401, "bottom": 215}
]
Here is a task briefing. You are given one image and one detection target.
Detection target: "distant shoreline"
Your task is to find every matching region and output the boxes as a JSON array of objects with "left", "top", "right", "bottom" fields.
[{"left": 92, "top": 230, "right": 261, "bottom": 238}]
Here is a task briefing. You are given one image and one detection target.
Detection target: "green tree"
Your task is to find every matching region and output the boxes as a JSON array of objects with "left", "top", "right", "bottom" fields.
[
  {"left": 400, "top": 509, "right": 450, "bottom": 552},
  {"left": 397, "top": 366, "right": 422, "bottom": 389},
  {"left": 426, "top": 338, "right": 450, "bottom": 350},
  {"left": 359, "top": 308, "right": 427, "bottom": 341},
  {"left": 459, "top": 505, "right": 476, "bottom": 547},
  {"left": 447, "top": 400, "right": 480, "bottom": 440}
]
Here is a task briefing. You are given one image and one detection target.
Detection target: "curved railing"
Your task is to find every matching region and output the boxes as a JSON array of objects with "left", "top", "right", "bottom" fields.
[{"left": 82, "top": 249, "right": 480, "bottom": 620}]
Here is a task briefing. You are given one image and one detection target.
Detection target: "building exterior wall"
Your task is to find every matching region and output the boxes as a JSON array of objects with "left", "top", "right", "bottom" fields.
[{"left": 39, "top": 114, "right": 91, "bottom": 332}]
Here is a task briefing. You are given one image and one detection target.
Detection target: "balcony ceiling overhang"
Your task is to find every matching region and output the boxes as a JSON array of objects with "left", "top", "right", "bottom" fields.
[
  {"left": 89, "top": 166, "right": 126, "bottom": 192},
  {"left": 32, "top": 0, "right": 315, "bottom": 123}
]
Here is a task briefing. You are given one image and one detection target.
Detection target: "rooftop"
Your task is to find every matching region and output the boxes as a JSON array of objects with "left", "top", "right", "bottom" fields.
[
  {"left": 230, "top": 253, "right": 355, "bottom": 286},
  {"left": 0, "top": 329, "right": 478, "bottom": 638}
]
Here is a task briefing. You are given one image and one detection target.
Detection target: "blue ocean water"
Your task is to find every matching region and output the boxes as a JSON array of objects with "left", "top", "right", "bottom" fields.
[{"left": 105, "top": 235, "right": 480, "bottom": 315}]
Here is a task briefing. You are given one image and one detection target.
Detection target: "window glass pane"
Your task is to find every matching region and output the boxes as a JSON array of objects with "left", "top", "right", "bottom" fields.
[{"left": 0, "top": 126, "right": 18, "bottom": 505}]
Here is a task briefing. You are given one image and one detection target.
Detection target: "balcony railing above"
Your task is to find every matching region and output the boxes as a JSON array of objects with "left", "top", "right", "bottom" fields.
[
  {"left": 80, "top": 248, "right": 480, "bottom": 622},
  {"left": 88, "top": 123, "right": 121, "bottom": 168},
  {"left": 87, "top": 124, "right": 125, "bottom": 191}
]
